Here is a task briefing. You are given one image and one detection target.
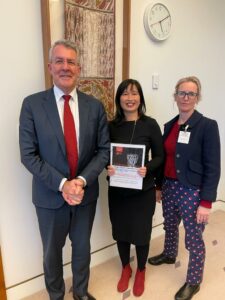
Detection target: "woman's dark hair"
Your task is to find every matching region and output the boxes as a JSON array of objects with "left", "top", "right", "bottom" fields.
[{"left": 113, "top": 79, "right": 146, "bottom": 123}]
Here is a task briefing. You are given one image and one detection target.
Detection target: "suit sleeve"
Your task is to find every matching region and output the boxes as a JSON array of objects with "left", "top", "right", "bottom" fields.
[
  {"left": 200, "top": 120, "right": 221, "bottom": 201},
  {"left": 19, "top": 97, "right": 65, "bottom": 192}
]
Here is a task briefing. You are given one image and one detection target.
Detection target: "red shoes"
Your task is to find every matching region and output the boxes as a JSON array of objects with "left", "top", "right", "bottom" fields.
[
  {"left": 117, "top": 265, "right": 146, "bottom": 297},
  {"left": 117, "top": 264, "right": 132, "bottom": 292},
  {"left": 133, "top": 268, "right": 146, "bottom": 297}
]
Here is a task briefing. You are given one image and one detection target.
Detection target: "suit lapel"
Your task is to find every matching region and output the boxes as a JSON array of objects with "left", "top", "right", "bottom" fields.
[
  {"left": 163, "top": 115, "right": 179, "bottom": 140},
  {"left": 185, "top": 110, "right": 203, "bottom": 128},
  {"left": 77, "top": 92, "right": 89, "bottom": 162},
  {"left": 163, "top": 110, "right": 203, "bottom": 141},
  {"left": 42, "top": 89, "right": 66, "bottom": 155}
]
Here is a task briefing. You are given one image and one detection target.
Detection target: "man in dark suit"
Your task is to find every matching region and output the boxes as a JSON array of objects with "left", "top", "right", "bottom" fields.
[{"left": 19, "top": 39, "right": 110, "bottom": 300}]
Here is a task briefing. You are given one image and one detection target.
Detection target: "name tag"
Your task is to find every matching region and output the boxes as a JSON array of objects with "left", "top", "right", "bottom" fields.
[{"left": 178, "top": 131, "right": 190, "bottom": 144}]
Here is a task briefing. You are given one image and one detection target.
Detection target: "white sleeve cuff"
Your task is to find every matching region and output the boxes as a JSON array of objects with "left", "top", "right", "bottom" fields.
[
  {"left": 76, "top": 176, "right": 87, "bottom": 187},
  {"left": 59, "top": 178, "right": 67, "bottom": 192}
]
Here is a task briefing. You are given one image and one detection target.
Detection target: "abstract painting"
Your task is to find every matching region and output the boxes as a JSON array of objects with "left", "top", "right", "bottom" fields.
[{"left": 65, "top": 0, "right": 115, "bottom": 119}]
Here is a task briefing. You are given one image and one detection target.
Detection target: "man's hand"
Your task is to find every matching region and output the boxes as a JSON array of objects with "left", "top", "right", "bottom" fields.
[{"left": 62, "top": 179, "right": 84, "bottom": 206}]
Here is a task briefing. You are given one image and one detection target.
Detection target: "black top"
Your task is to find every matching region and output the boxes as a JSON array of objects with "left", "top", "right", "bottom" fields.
[
  {"left": 109, "top": 115, "right": 164, "bottom": 193},
  {"left": 108, "top": 115, "right": 164, "bottom": 245}
]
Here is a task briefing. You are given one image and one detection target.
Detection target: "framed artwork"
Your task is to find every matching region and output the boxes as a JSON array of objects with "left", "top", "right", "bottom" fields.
[
  {"left": 40, "top": 0, "right": 131, "bottom": 119},
  {"left": 65, "top": 0, "right": 115, "bottom": 119}
]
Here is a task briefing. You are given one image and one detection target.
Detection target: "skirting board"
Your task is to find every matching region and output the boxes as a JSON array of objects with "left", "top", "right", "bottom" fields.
[{"left": 6, "top": 200, "right": 225, "bottom": 299}]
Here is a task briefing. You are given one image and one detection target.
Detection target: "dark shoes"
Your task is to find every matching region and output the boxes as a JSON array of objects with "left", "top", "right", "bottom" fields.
[
  {"left": 73, "top": 291, "right": 96, "bottom": 300},
  {"left": 148, "top": 253, "right": 176, "bottom": 265},
  {"left": 175, "top": 283, "right": 200, "bottom": 300}
]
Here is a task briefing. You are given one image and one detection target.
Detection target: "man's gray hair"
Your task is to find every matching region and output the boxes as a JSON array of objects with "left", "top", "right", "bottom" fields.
[{"left": 49, "top": 39, "right": 80, "bottom": 63}]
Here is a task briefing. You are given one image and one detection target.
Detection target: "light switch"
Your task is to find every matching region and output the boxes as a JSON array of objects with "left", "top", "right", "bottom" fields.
[{"left": 152, "top": 73, "right": 159, "bottom": 89}]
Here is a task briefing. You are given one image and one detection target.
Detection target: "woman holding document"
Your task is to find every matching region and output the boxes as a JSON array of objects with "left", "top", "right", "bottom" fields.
[{"left": 107, "top": 79, "right": 164, "bottom": 297}]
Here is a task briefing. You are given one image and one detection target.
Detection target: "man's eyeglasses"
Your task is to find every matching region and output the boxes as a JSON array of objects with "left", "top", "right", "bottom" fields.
[
  {"left": 53, "top": 58, "right": 79, "bottom": 67},
  {"left": 176, "top": 91, "right": 198, "bottom": 99}
]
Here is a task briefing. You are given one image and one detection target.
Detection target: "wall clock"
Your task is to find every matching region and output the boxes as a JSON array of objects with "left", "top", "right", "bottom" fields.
[{"left": 143, "top": 3, "right": 171, "bottom": 41}]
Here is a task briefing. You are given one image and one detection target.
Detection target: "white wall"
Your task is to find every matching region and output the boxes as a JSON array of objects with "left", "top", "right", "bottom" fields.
[
  {"left": 0, "top": 0, "right": 45, "bottom": 298},
  {"left": 0, "top": 0, "right": 224, "bottom": 299},
  {"left": 130, "top": 0, "right": 225, "bottom": 201}
]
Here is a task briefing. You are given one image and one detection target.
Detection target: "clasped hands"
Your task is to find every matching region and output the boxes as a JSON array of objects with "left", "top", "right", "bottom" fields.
[{"left": 62, "top": 178, "right": 84, "bottom": 206}]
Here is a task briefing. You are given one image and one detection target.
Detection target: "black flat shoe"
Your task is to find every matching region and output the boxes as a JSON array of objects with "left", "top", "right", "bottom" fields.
[
  {"left": 73, "top": 291, "right": 96, "bottom": 300},
  {"left": 148, "top": 253, "right": 176, "bottom": 265},
  {"left": 175, "top": 283, "right": 200, "bottom": 300}
]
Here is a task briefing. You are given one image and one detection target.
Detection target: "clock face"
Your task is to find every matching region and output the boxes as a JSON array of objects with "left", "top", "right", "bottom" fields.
[{"left": 144, "top": 3, "right": 171, "bottom": 41}]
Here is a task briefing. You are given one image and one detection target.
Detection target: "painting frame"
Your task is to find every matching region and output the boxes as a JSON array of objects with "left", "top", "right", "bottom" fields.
[{"left": 40, "top": 0, "right": 130, "bottom": 89}]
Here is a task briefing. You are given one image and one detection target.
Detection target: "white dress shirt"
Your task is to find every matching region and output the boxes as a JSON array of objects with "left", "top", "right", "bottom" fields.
[{"left": 53, "top": 85, "right": 86, "bottom": 190}]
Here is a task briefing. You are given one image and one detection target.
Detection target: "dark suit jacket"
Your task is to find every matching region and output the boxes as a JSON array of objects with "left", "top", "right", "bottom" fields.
[
  {"left": 19, "top": 88, "right": 110, "bottom": 209},
  {"left": 163, "top": 110, "right": 220, "bottom": 201}
]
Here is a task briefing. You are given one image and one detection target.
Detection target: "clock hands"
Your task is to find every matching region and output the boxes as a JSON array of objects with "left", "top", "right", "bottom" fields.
[
  {"left": 150, "top": 15, "right": 170, "bottom": 33},
  {"left": 144, "top": 3, "right": 171, "bottom": 41},
  {"left": 159, "top": 21, "right": 163, "bottom": 33}
]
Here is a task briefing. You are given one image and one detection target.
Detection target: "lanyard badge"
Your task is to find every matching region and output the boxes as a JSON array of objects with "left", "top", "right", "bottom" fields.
[{"left": 178, "top": 125, "right": 191, "bottom": 144}]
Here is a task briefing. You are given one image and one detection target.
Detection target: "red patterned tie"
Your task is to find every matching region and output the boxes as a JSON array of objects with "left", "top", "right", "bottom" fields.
[{"left": 63, "top": 95, "right": 78, "bottom": 179}]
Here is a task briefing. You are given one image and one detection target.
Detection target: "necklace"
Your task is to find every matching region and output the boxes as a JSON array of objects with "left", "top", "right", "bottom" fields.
[{"left": 129, "top": 120, "right": 137, "bottom": 144}]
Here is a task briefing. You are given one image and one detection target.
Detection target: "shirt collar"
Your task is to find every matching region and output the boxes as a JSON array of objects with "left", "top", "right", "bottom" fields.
[{"left": 53, "top": 85, "right": 78, "bottom": 103}]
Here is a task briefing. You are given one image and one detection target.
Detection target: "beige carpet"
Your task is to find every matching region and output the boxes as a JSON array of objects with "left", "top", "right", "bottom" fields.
[{"left": 23, "top": 210, "right": 225, "bottom": 300}]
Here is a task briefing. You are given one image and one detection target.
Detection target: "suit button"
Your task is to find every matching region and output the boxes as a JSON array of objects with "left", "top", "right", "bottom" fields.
[
  {"left": 176, "top": 154, "right": 180, "bottom": 158},
  {"left": 177, "top": 169, "right": 180, "bottom": 174}
]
